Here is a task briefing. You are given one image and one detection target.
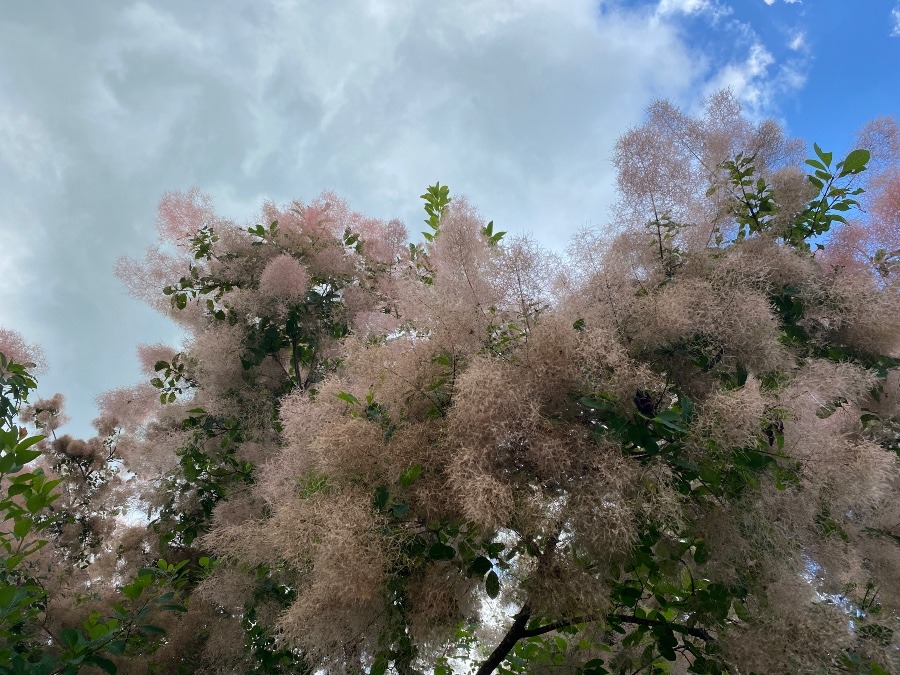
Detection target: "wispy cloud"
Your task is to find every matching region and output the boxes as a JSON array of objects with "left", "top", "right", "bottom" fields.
[
  {"left": 4, "top": 0, "right": 744, "bottom": 434},
  {"left": 705, "top": 42, "right": 774, "bottom": 112},
  {"left": 657, "top": 0, "right": 711, "bottom": 14},
  {"left": 702, "top": 39, "right": 805, "bottom": 116},
  {"left": 656, "top": 0, "right": 731, "bottom": 20},
  {"left": 891, "top": 6, "right": 900, "bottom": 37},
  {"left": 788, "top": 31, "right": 806, "bottom": 51}
]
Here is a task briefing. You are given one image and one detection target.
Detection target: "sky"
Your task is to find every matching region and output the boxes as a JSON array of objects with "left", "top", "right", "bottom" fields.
[{"left": 1, "top": 0, "right": 898, "bottom": 437}]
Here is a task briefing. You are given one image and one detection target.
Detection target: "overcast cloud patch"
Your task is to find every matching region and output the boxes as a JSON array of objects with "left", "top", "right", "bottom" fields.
[{"left": 0, "top": 0, "right": 808, "bottom": 434}]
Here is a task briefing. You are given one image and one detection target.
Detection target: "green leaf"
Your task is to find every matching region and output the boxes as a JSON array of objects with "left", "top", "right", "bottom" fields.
[
  {"left": 60, "top": 627, "right": 83, "bottom": 648},
  {"left": 693, "top": 539, "right": 709, "bottom": 564},
  {"left": 373, "top": 485, "right": 390, "bottom": 511},
  {"left": 6, "top": 483, "right": 30, "bottom": 497},
  {"left": 370, "top": 655, "right": 389, "bottom": 675},
  {"left": 15, "top": 448, "right": 41, "bottom": 465},
  {"left": 813, "top": 143, "right": 832, "bottom": 167},
  {"left": 486, "top": 542, "right": 506, "bottom": 557},
  {"left": 469, "top": 556, "right": 492, "bottom": 577},
  {"left": 428, "top": 542, "right": 456, "bottom": 561},
  {"left": 390, "top": 502, "right": 410, "bottom": 518},
  {"left": 161, "top": 603, "right": 188, "bottom": 612},
  {"left": 582, "top": 658, "right": 609, "bottom": 675},
  {"left": 336, "top": 391, "right": 360, "bottom": 406},
  {"left": 84, "top": 655, "right": 117, "bottom": 674},
  {"left": 14, "top": 435, "right": 44, "bottom": 452},
  {"left": 25, "top": 494, "right": 45, "bottom": 513},
  {"left": 807, "top": 175, "right": 824, "bottom": 190},
  {"left": 614, "top": 585, "right": 642, "bottom": 607},
  {"left": 398, "top": 464, "right": 422, "bottom": 487},
  {"left": 12, "top": 518, "right": 31, "bottom": 539},
  {"left": 485, "top": 570, "right": 501, "bottom": 599},
  {"left": 680, "top": 396, "right": 694, "bottom": 421},
  {"left": 841, "top": 148, "right": 870, "bottom": 175},
  {"left": 106, "top": 640, "right": 127, "bottom": 655},
  {"left": 655, "top": 626, "right": 678, "bottom": 661}
]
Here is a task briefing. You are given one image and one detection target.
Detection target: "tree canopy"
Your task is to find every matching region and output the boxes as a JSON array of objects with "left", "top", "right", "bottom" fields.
[{"left": 1, "top": 92, "right": 899, "bottom": 674}]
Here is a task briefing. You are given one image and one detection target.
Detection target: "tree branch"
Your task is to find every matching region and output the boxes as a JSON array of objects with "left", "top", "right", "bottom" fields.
[
  {"left": 475, "top": 533, "right": 560, "bottom": 675},
  {"left": 474, "top": 604, "right": 532, "bottom": 675},
  {"left": 520, "top": 613, "right": 714, "bottom": 643}
]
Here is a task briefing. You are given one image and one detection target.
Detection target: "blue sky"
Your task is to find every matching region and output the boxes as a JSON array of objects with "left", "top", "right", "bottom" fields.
[{"left": 0, "top": 0, "right": 898, "bottom": 436}]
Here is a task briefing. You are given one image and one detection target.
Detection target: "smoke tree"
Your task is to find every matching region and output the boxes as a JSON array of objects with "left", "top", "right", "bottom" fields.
[
  {"left": 194, "top": 93, "right": 898, "bottom": 674},
  {"left": 0, "top": 331, "right": 198, "bottom": 675},
  {"left": 1, "top": 91, "right": 899, "bottom": 674}
]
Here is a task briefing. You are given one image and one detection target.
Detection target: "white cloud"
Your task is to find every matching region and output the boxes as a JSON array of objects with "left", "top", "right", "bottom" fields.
[
  {"left": 0, "top": 106, "right": 65, "bottom": 183},
  {"left": 656, "top": 0, "right": 731, "bottom": 20},
  {"left": 892, "top": 6, "right": 900, "bottom": 37},
  {"left": 763, "top": 0, "right": 775, "bottom": 5},
  {"left": 657, "top": 0, "right": 711, "bottom": 14},
  {"left": 704, "top": 42, "right": 777, "bottom": 113},
  {"left": 0, "top": 206, "right": 39, "bottom": 325},
  {"left": 119, "top": 2, "right": 208, "bottom": 55},
  {"left": 0, "top": 0, "right": 805, "bottom": 434},
  {"left": 788, "top": 31, "right": 806, "bottom": 51}
]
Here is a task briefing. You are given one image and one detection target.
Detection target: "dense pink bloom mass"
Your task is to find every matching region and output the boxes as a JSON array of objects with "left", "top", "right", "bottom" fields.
[
  {"left": 3, "top": 92, "right": 899, "bottom": 675},
  {"left": 156, "top": 187, "right": 217, "bottom": 241},
  {"left": 258, "top": 253, "right": 311, "bottom": 301},
  {"left": 0, "top": 327, "right": 46, "bottom": 371}
]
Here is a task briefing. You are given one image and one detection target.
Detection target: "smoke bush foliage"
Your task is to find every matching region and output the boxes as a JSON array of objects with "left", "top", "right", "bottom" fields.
[{"left": 3, "top": 91, "right": 900, "bottom": 674}]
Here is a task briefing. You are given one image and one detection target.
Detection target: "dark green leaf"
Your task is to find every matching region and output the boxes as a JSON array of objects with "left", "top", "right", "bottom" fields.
[
  {"left": 60, "top": 627, "right": 83, "bottom": 648},
  {"left": 390, "top": 502, "right": 410, "bottom": 518},
  {"left": 370, "top": 655, "right": 388, "bottom": 675},
  {"left": 582, "top": 658, "right": 609, "bottom": 675},
  {"left": 141, "top": 624, "right": 166, "bottom": 635},
  {"left": 428, "top": 542, "right": 456, "bottom": 561},
  {"left": 373, "top": 485, "right": 390, "bottom": 511},
  {"left": 84, "top": 655, "right": 117, "bottom": 674},
  {"left": 693, "top": 540, "right": 709, "bottom": 564},
  {"left": 485, "top": 570, "right": 501, "bottom": 599},
  {"left": 469, "top": 556, "right": 492, "bottom": 577}
]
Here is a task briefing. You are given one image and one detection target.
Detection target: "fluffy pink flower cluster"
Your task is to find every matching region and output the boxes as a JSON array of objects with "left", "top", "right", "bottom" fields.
[{"left": 258, "top": 254, "right": 311, "bottom": 302}]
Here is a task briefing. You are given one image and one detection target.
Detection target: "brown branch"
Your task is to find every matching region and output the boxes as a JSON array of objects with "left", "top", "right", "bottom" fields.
[
  {"left": 475, "top": 533, "right": 560, "bottom": 675},
  {"left": 474, "top": 604, "right": 532, "bottom": 675},
  {"left": 520, "top": 613, "right": 714, "bottom": 643},
  {"left": 475, "top": 608, "right": 715, "bottom": 675}
]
